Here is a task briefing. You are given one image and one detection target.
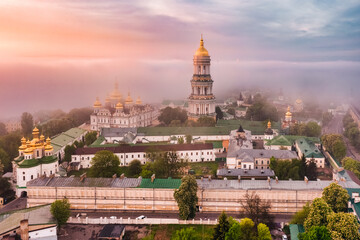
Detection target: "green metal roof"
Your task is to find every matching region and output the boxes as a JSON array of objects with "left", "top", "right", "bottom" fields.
[
  {"left": 289, "top": 224, "right": 305, "bottom": 240},
  {"left": 346, "top": 188, "right": 360, "bottom": 218},
  {"left": 266, "top": 135, "right": 320, "bottom": 146},
  {"left": 17, "top": 155, "right": 58, "bottom": 168},
  {"left": 51, "top": 127, "right": 86, "bottom": 152},
  {"left": 210, "top": 141, "right": 223, "bottom": 149},
  {"left": 89, "top": 136, "right": 106, "bottom": 147},
  {"left": 295, "top": 138, "right": 324, "bottom": 158},
  {"left": 139, "top": 178, "right": 181, "bottom": 189}
]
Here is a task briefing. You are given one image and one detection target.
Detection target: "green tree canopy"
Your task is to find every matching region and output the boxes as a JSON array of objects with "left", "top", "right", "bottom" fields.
[
  {"left": 88, "top": 150, "right": 120, "bottom": 177},
  {"left": 290, "top": 202, "right": 311, "bottom": 225},
  {"left": 245, "top": 95, "right": 279, "bottom": 121},
  {"left": 50, "top": 199, "right": 71, "bottom": 227},
  {"left": 0, "top": 148, "right": 11, "bottom": 174},
  {"left": 304, "top": 198, "right": 333, "bottom": 230},
  {"left": 174, "top": 175, "right": 198, "bottom": 220},
  {"left": 322, "top": 183, "right": 349, "bottom": 213},
  {"left": 299, "top": 226, "right": 331, "bottom": 240},
  {"left": 327, "top": 212, "right": 360, "bottom": 240},
  {"left": 185, "top": 135, "right": 192, "bottom": 144},
  {"left": 257, "top": 223, "right": 272, "bottom": 240},
  {"left": 128, "top": 159, "right": 142, "bottom": 177},
  {"left": 305, "top": 121, "right": 322, "bottom": 137},
  {"left": 213, "top": 211, "right": 230, "bottom": 240},
  {"left": 225, "top": 218, "right": 241, "bottom": 240},
  {"left": 197, "top": 116, "right": 216, "bottom": 127},
  {"left": 321, "top": 134, "right": 346, "bottom": 160},
  {"left": 21, "top": 112, "right": 34, "bottom": 137},
  {"left": 84, "top": 131, "right": 97, "bottom": 146},
  {"left": 158, "top": 107, "right": 188, "bottom": 126},
  {"left": 216, "top": 106, "right": 224, "bottom": 121},
  {"left": 64, "top": 144, "right": 76, "bottom": 162},
  {"left": 173, "top": 227, "right": 199, "bottom": 240},
  {"left": 239, "top": 218, "right": 256, "bottom": 240}
]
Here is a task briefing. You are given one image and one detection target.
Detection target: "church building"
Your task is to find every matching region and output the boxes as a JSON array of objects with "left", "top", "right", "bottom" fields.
[
  {"left": 188, "top": 36, "right": 216, "bottom": 120},
  {"left": 90, "top": 84, "right": 159, "bottom": 131}
]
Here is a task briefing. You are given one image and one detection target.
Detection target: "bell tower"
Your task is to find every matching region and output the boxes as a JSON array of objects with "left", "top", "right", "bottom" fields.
[{"left": 188, "top": 36, "right": 216, "bottom": 120}]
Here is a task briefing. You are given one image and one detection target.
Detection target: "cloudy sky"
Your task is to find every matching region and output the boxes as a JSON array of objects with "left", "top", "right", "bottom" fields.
[{"left": 0, "top": 0, "right": 359, "bottom": 118}]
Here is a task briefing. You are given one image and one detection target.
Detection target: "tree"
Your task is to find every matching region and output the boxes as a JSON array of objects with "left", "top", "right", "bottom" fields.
[
  {"left": 152, "top": 151, "right": 187, "bottom": 178},
  {"left": 327, "top": 212, "right": 360, "bottom": 240},
  {"left": 84, "top": 131, "right": 97, "bottom": 146},
  {"left": 305, "top": 159, "right": 317, "bottom": 181},
  {"left": 227, "top": 108, "right": 235, "bottom": 116},
  {"left": 21, "top": 112, "right": 34, "bottom": 137},
  {"left": 0, "top": 122, "right": 7, "bottom": 136},
  {"left": 174, "top": 175, "right": 198, "bottom": 220},
  {"left": 88, "top": 150, "right": 120, "bottom": 177},
  {"left": 173, "top": 227, "right": 199, "bottom": 240},
  {"left": 50, "top": 199, "right": 71, "bottom": 227},
  {"left": 304, "top": 198, "right": 332, "bottom": 230},
  {"left": 299, "top": 226, "right": 331, "bottom": 240},
  {"left": 241, "top": 192, "right": 273, "bottom": 228},
  {"left": 239, "top": 218, "right": 256, "bottom": 240},
  {"left": 185, "top": 135, "right": 192, "bottom": 144},
  {"left": 321, "top": 134, "right": 346, "bottom": 160},
  {"left": 197, "top": 116, "right": 216, "bottom": 127},
  {"left": 304, "top": 122, "right": 321, "bottom": 137},
  {"left": 67, "top": 107, "right": 93, "bottom": 126},
  {"left": 140, "top": 162, "right": 153, "bottom": 178},
  {"left": 63, "top": 145, "right": 76, "bottom": 162},
  {"left": 128, "top": 160, "right": 142, "bottom": 177},
  {"left": 322, "top": 183, "right": 349, "bottom": 213},
  {"left": 257, "top": 223, "right": 272, "bottom": 240},
  {"left": 342, "top": 157, "right": 360, "bottom": 179},
  {"left": 0, "top": 148, "right": 11, "bottom": 174},
  {"left": 0, "top": 177, "right": 11, "bottom": 194},
  {"left": 158, "top": 107, "right": 188, "bottom": 126},
  {"left": 290, "top": 202, "right": 311, "bottom": 225},
  {"left": 177, "top": 137, "right": 184, "bottom": 144},
  {"left": 322, "top": 112, "right": 333, "bottom": 127},
  {"left": 216, "top": 106, "right": 224, "bottom": 121},
  {"left": 332, "top": 140, "right": 347, "bottom": 160},
  {"left": 213, "top": 211, "right": 230, "bottom": 240},
  {"left": 225, "top": 218, "right": 241, "bottom": 240}
]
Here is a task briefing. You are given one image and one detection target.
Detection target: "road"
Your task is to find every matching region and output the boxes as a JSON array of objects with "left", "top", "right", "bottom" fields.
[
  {"left": 322, "top": 114, "right": 359, "bottom": 160},
  {"left": 71, "top": 210, "right": 292, "bottom": 224}
]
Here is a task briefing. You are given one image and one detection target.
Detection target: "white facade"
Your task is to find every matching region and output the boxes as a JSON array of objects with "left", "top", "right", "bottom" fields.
[
  {"left": 29, "top": 226, "right": 57, "bottom": 240},
  {"left": 72, "top": 145, "right": 216, "bottom": 168}
]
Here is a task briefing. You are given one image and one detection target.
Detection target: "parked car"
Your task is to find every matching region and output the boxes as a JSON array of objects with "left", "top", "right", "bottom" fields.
[{"left": 136, "top": 215, "right": 146, "bottom": 220}]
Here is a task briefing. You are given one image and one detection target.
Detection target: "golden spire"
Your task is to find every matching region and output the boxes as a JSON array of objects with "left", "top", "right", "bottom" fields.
[
  {"left": 93, "top": 97, "right": 102, "bottom": 108},
  {"left": 195, "top": 35, "right": 209, "bottom": 56},
  {"left": 286, "top": 106, "right": 292, "bottom": 117},
  {"left": 19, "top": 137, "right": 27, "bottom": 151},
  {"left": 136, "top": 96, "right": 142, "bottom": 105},
  {"left": 32, "top": 127, "right": 39, "bottom": 139},
  {"left": 125, "top": 92, "right": 133, "bottom": 105},
  {"left": 267, "top": 120, "right": 271, "bottom": 129},
  {"left": 45, "top": 137, "right": 53, "bottom": 151},
  {"left": 115, "top": 101, "right": 123, "bottom": 109}
]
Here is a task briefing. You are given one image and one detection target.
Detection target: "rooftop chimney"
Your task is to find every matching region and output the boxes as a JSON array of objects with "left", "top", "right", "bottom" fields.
[
  {"left": 112, "top": 173, "right": 117, "bottom": 179},
  {"left": 275, "top": 176, "right": 278, "bottom": 184},
  {"left": 120, "top": 173, "right": 125, "bottom": 179},
  {"left": 151, "top": 174, "right": 155, "bottom": 183},
  {"left": 267, "top": 176, "right": 271, "bottom": 183},
  {"left": 20, "top": 219, "right": 29, "bottom": 240},
  {"left": 304, "top": 176, "right": 308, "bottom": 184},
  {"left": 238, "top": 175, "right": 241, "bottom": 183},
  {"left": 208, "top": 176, "right": 211, "bottom": 181},
  {"left": 201, "top": 177, "right": 203, "bottom": 181}
]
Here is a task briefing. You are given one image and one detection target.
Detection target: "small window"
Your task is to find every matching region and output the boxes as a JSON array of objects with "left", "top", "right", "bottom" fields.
[
  {"left": 23, "top": 176, "right": 25, "bottom": 181},
  {"left": 31, "top": 175, "right": 33, "bottom": 180}
]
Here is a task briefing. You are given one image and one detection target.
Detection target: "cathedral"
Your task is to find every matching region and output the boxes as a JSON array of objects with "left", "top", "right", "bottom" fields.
[
  {"left": 90, "top": 84, "right": 158, "bottom": 130},
  {"left": 188, "top": 36, "right": 216, "bottom": 120}
]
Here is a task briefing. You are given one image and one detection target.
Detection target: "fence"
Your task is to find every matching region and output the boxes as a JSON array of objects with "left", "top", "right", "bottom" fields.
[{"left": 67, "top": 216, "right": 218, "bottom": 225}]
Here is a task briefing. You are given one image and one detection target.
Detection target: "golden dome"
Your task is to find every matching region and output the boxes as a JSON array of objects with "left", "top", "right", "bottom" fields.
[
  {"left": 24, "top": 147, "right": 33, "bottom": 154},
  {"left": 125, "top": 92, "right": 133, "bottom": 104},
  {"left": 19, "top": 137, "right": 27, "bottom": 151},
  {"left": 267, "top": 121, "right": 271, "bottom": 129},
  {"left": 195, "top": 36, "right": 209, "bottom": 57},
  {"left": 21, "top": 137, "right": 26, "bottom": 143},
  {"left": 105, "top": 95, "right": 111, "bottom": 103},
  {"left": 295, "top": 99, "right": 302, "bottom": 104},
  {"left": 115, "top": 101, "right": 123, "bottom": 109},
  {"left": 93, "top": 97, "right": 102, "bottom": 108},
  {"left": 40, "top": 134, "right": 45, "bottom": 141},
  {"left": 286, "top": 106, "right": 292, "bottom": 117},
  {"left": 45, "top": 143, "right": 53, "bottom": 151},
  {"left": 136, "top": 96, "right": 142, "bottom": 105}
]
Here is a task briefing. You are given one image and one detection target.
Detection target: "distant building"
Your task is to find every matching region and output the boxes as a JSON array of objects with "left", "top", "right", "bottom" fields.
[
  {"left": 4, "top": 120, "right": 21, "bottom": 133},
  {"left": 188, "top": 36, "right": 216, "bottom": 120},
  {"left": 264, "top": 121, "right": 275, "bottom": 140},
  {"left": 12, "top": 127, "right": 59, "bottom": 196},
  {"left": 282, "top": 106, "right": 296, "bottom": 129},
  {"left": 72, "top": 143, "right": 215, "bottom": 168},
  {"left": 294, "top": 138, "right": 325, "bottom": 168},
  {"left": 237, "top": 92, "right": 244, "bottom": 106},
  {"left": 294, "top": 99, "right": 304, "bottom": 112},
  {"left": 265, "top": 135, "right": 320, "bottom": 150},
  {"left": 90, "top": 84, "right": 158, "bottom": 131}
]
